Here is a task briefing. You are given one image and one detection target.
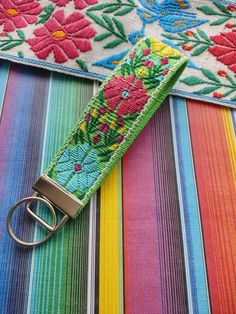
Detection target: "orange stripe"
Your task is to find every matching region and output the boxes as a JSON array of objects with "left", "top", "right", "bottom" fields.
[{"left": 187, "top": 100, "right": 236, "bottom": 314}]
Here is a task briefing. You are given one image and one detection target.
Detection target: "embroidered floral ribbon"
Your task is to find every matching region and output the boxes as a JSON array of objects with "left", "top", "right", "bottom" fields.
[{"left": 37, "top": 37, "right": 188, "bottom": 217}]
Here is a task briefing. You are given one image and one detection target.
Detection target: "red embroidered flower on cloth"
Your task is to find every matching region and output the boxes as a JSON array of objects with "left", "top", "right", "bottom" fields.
[
  {"left": 51, "top": 0, "right": 98, "bottom": 10},
  {"left": 27, "top": 10, "right": 96, "bottom": 63},
  {"left": 208, "top": 31, "right": 236, "bottom": 73},
  {"left": 0, "top": 0, "right": 42, "bottom": 32},
  {"left": 104, "top": 75, "right": 149, "bottom": 117}
]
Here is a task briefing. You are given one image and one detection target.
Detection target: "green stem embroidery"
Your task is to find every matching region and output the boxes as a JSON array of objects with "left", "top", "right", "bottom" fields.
[
  {"left": 0, "top": 30, "right": 25, "bottom": 51},
  {"left": 87, "top": 0, "right": 137, "bottom": 16},
  {"left": 87, "top": 12, "right": 128, "bottom": 48},
  {"left": 163, "top": 29, "right": 213, "bottom": 56},
  {"left": 36, "top": 4, "right": 55, "bottom": 25},
  {"left": 181, "top": 68, "right": 236, "bottom": 99},
  {"left": 197, "top": 1, "right": 233, "bottom": 26}
]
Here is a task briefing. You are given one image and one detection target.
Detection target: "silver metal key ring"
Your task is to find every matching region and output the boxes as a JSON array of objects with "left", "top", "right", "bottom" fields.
[{"left": 7, "top": 195, "right": 57, "bottom": 248}]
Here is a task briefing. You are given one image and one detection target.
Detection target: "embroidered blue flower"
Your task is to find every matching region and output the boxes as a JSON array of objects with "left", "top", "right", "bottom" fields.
[{"left": 55, "top": 143, "right": 100, "bottom": 193}]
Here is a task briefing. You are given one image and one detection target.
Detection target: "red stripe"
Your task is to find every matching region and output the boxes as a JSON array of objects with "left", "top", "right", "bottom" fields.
[
  {"left": 187, "top": 99, "right": 236, "bottom": 313},
  {"left": 123, "top": 121, "right": 160, "bottom": 314}
]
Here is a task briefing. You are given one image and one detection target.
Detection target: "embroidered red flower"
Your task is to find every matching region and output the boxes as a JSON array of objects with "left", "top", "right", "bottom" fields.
[
  {"left": 182, "top": 44, "right": 192, "bottom": 51},
  {"left": 208, "top": 31, "right": 236, "bottom": 73},
  {"left": 0, "top": 0, "right": 42, "bottom": 32},
  {"left": 213, "top": 91, "right": 223, "bottom": 99},
  {"left": 227, "top": 5, "right": 236, "bottom": 12},
  {"left": 51, "top": 0, "right": 98, "bottom": 10},
  {"left": 184, "top": 30, "right": 194, "bottom": 36},
  {"left": 104, "top": 75, "right": 149, "bottom": 117},
  {"left": 217, "top": 70, "right": 227, "bottom": 77},
  {"left": 27, "top": 10, "right": 96, "bottom": 63}
]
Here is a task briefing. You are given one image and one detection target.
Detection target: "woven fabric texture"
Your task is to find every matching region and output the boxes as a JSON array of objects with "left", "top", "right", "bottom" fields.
[
  {"left": 0, "top": 61, "right": 236, "bottom": 313},
  {"left": 0, "top": 0, "right": 236, "bottom": 107},
  {"left": 45, "top": 37, "right": 188, "bottom": 211}
]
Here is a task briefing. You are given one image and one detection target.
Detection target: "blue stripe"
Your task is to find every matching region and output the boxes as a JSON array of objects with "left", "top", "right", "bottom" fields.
[
  {"left": 170, "top": 96, "right": 210, "bottom": 314},
  {"left": 231, "top": 109, "right": 236, "bottom": 136},
  {"left": 0, "top": 61, "right": 9, "bottom": 114}
]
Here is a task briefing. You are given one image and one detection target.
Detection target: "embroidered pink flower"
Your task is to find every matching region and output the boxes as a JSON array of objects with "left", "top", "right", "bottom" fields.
[
  {"left": 208, "top": 31, "right": 236, "bottom": 73},
  {"left": 104, "top": 75, "right": 149, "bottom": 117},
  {"left": 0, "top": 0, "right": 42, "bottom": 32},
  {"left": 51, "top": 0, "right": 98, "bottom": 10},
  {"left": 27, "top": 10, "right": 96, "bottom": 63}
]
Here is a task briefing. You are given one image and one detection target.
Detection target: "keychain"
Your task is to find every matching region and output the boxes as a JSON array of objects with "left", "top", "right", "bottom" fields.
[{"left": 7, "top": 37, "right": 188, "bottom": 247}]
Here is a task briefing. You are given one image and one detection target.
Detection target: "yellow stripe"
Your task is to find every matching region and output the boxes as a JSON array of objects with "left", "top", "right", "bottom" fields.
[
  {"left": 222, "top": 108, "right": 236, "bottom": 188},
  {"left": 99, "top": 162, "right": 123, "bottom": 314}
]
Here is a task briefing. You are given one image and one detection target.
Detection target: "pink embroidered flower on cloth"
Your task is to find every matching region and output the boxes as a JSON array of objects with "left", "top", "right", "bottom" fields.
[
  {"left": 51, "top": 0, "right": 98, "bottom": 10},
  {"left": 104, "top": 75, "right": 149, "bottom": 117},
  {"left": 0, "top": 0, "right": 42, "bottom": 32},
  {"left": 27, "top": 10, "right": 96, "bottom": 63}
]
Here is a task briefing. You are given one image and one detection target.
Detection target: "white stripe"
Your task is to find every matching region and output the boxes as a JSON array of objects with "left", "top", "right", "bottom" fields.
[{"left": 87, "top": 81, "right": 99, "bottom": 314}]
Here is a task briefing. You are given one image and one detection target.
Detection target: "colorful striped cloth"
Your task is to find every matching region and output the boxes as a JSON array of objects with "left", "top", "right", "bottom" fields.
[{"left": 0, "top": 60, "right": 235, "bottom": 314}]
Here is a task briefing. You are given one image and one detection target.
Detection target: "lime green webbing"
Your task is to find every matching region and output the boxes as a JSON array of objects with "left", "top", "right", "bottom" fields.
[{"left": 45, "top": 37, "right": 189, "bottom": 217}]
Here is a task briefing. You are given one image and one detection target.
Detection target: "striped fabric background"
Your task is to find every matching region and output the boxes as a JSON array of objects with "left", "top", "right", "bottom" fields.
[{"left": 0, "top": 60, "right": 235, "bottom": 314}]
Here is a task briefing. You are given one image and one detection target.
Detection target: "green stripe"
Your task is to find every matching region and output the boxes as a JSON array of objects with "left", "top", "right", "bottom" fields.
[{"left": 29, "top": 73, "right": 94, "bottom": 313}]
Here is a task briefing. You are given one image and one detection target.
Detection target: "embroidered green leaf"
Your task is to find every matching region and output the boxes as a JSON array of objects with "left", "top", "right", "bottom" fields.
[
  {"left": 103, "top": 5, "right": 120, "bottom": 13},
  {"left": 94, "top": 32, "right": 112, "bottom": 41},
  {"left": 16, "top": 30, "right": 25, "bottom": 41},
  {"left": 0, "top": 31, "right": 25, "bottom": 51},
  {"left": 87, "top": 12, "right": 106, "bottom": 28},
  {"left": 104, "top": 38, "right": 124, "bottom": 48},
  {"left": 87, "top": 1, "right": 136, "bottom": 15},
  {"left": 231, "top": 95, "right": 236, "bottom": 101},
  {"left": 223, "top": 89, "right": 235, "bottom": 97},
  {"left": 36, "top": 4, "right": 55, "bottom": 25},
  {"left": 226, "top": 74, "right": 235, "bottom": 85},
  {"left": 113, "top": 17, "right": 125, "bottom": 37},
  {"left": 87, "top": 12, "right": 127, "bottom": 48},
  {"left": 102, "top": 14, "right": 114, "bottom": 30},
  {"left": 201, "top": 68, "right": 220, "bottom": 83},
  {"left": 213, "top": 1, "right": 230, "bottom": 15},
  {"left": 178, "top": 32, "right": 189, "bottom": 40},
  {"left": 76, "top": 59, "right": 89, "bottom": 72},
  {"left": 115, "top": 6, "right": 135, "bottom": 15},
  {"left": 210, "top": 17, "right": 230, "bottom": 26},
  {"left": 191, "top": 45, "right": 209, "bottom": 56},
  {"left": 197, "top": 29, "right": 210, "bottom": 42},
  {"left": 145, "top": 38, "right": 151, "bottom": 48},
  {"left": 100, "top": 156, "right": 112, "bottom": 162},
  {"left": 197, "top": 6, "right": 219, "bottom": 15},
  {"left": 194, "top": 86, "right": 219, "bottom": 95},
  {"left": 162, "top": 34, "right": 178, "bottom": 40},
  {"left": 18, "top": 51, "right": 24, "bottom": 58},
  {"left": 180, "top": 76, "right": 203, "bottom": 86}
]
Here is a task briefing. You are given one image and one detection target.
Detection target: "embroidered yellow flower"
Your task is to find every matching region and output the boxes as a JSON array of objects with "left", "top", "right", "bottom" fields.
[
  {"left": 99, "top": 114, "right": 107, "bottom": 123},
  {"left": 80, "top": 122, "right": 86, "bottom": 132},
  {"left": 150, "top": 38, "right": 182, "bottom": 57},
  {"left": 91, "top": 108, "right": 97, "bottom": 117},
  {"left": 161, "top": 46, "right": 181, "bottom": 57},
  {"left": 137, "top": 67, "right": 148, "bottom": 76},
  {"left": 109, "top": 144, "right": 118, "bottom": 151},
  {"left": 109, "top": 121, "right": 116, "bottom": 129},
  {"left": 118, "top": 127, "right": 126, "bottom": 134}
]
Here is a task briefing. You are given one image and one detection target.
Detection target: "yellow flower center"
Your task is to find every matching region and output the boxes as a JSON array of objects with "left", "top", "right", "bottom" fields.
[
  {"left": 51, "top": 30, "right": 66, "bottom": 39},
  {"left": 6, "top": 8, "right": 18, "bottom": 16},
  {"left": 137, "top": 68, "right": 147, "bottom": 76}
]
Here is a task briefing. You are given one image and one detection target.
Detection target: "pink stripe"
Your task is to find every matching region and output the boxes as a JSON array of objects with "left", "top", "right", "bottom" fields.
[{"left": 123, "top": 121, "right": 160, "bottom": 314}]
